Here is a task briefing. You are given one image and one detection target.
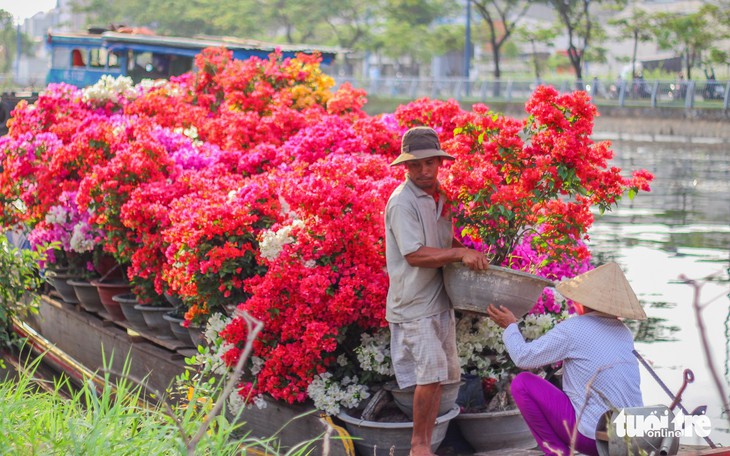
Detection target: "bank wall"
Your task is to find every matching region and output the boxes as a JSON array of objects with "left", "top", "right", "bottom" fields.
[{"left": 364, "top": 98, "right": 730, "bottom": 141}]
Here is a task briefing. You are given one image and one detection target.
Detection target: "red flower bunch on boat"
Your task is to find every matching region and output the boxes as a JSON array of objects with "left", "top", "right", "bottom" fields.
[
  {"left": 440, "top": 86, "right": 653, "bottom": 266},
  {"left": 220, "top": 154, "right": 400, "bottom": 404}
]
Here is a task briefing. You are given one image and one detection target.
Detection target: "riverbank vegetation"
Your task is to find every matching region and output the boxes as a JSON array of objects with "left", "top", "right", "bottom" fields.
[{"left": 0, "top": 349, "right": 325, "bottom": 455}]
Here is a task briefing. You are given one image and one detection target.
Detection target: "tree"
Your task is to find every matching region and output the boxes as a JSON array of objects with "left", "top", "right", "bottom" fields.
[
  {"left": 547, "top": 0, "right": 626, "bottom": 82},
  {"left": 609, "top": 7, "right": 653, "bottom": 79},
  {"left": 515, "top": 23, "right": 558, "bottom": 80},
  {"left": 0, "top": 10, "right": 36, "bottom": 76},
  {"left": 650, "top": 6, "right": 716, "bottom": 80},
  {"left": 371, "top": 0, "right": 459, "bottom": 76},
  {"left": 73, "top": 0, "right": 264, "bottom": 38},
  {"left": 470, "top": 0, "right": 530, "bottom": 80}
]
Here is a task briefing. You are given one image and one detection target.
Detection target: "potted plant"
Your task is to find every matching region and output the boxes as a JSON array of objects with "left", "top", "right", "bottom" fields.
[
  {"left": 452, "top": 283, "right": 576, "bottom": 451},
  {"left": 435, "top": 86, "right": 654, "bottom": 315},
  {"left": 25, "top": 191, "right": 107, "bottom": 304}
]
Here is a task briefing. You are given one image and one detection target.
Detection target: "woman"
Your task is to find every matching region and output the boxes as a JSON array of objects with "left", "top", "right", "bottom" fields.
[{"left": 486, "top": 262, "right": 646, "bottom": 456}]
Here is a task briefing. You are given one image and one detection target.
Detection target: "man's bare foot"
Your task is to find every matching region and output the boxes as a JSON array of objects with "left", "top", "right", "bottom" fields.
[{"left": 409, "top": 444, "right": 435, "bottom": 456}]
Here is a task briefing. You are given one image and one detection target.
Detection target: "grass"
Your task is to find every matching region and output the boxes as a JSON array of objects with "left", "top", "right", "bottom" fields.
[{"left": 0, "top": 347, "right": 327, "bottom": 455}]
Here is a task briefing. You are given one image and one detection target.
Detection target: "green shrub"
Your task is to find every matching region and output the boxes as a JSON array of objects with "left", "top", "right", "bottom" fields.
[{"left": 0, "top": 235, "right": 48, "bottom": 350}]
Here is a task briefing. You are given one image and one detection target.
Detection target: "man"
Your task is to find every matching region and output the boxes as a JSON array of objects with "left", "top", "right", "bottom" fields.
[
  {"left": 385, "top": 126, "right": 489, "bottom": 456},
  {"left": 486, "top": 262, "right": 646, "bottom": 456}
]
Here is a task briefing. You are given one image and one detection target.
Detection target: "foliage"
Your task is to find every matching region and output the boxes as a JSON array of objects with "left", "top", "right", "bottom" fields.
[
  {"left": 470, "top": 0, "right": 531, "bottom": 79},
  {"left": 0, "top": 351, "right": 322, "bottom": 455},
  {"left": 650, "top": 6, "right": 718, "bottom": 81},
  {"left": 0, "top": 236, "right": 47, "bottom": 348},
  {"left": 515, "top": 23, "right": 559, "bottom": 80},
  {"left": 546, "top": 0, "right": 626, "bottom": 81},
  {"left": 0, "top": 10, "right": 36, "bottom": 74},
  {"left": 414, "top": 88, "right": 653, "bottom": 266},
  {"left": 608, "top": 7, "right": 653, "bottom": 80}
]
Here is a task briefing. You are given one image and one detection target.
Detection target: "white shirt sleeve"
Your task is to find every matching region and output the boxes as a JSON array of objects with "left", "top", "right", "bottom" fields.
[{"left": 502, "top": 320, "right": 574, "bottom": 369}]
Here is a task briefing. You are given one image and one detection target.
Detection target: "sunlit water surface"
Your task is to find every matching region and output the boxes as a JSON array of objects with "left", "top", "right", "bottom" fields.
[{"left": 588, "top": 135, "right": 730, "bottom": 447}]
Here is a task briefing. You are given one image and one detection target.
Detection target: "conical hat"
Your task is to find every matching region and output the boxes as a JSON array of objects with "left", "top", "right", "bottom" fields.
[{"left": 556, "top": 262, "right": 647, "bottom": 320}]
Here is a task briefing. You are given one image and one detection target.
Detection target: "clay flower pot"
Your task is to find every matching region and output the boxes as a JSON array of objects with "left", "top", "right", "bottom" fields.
[
  {"left": 67, "top": 278, "right": 104, "bottom": 313},
  {"left": 134, "top": 304, "right": 176, "bottom": 339},
  {"left": 453, "top": 408, "right": 535, "bottom": 452},
  {"left": 112, "top": 293, "right": 147, "bottom": 329},
  {"left": 162, "top": 311, "right": 193, "bottom": 345},
  {"left": 384, "top": 381, "right": 463, "bottom": 420},
  {"left": 45, "top": 271, "right": 81, "bottom": 304},
  {"left": 337, "top": 406, "right": 459, "bottom": 456},
  {"left": 90, "top": 279, "right": 132, "bottom": 321},
  {"left": 443, "top": 263, "right": 554, "bottom": 317}
]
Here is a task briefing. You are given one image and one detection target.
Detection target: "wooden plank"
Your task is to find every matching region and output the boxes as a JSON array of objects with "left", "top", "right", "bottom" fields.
[
  {"left": 112, "top": 318, "right": 191, "bottom": 351},
  {"left": 678, "top": 447, "right": 730, "bottom": 456}
]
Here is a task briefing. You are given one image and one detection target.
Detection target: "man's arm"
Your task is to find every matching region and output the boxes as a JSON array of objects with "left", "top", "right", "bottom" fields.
[{"left": 405, "top": 246, "right": 488, "bottom": 270}]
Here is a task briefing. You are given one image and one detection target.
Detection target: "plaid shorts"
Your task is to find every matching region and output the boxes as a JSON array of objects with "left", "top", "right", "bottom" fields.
[{"left": 389, "top": 308, "right": 461, "bottom": 389}]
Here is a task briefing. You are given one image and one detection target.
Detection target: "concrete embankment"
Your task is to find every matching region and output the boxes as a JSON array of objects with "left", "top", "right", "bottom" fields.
[
  {"left": 592, "top": 107, "right": 730, "bottom": 140},
  {"left": 486, "top": 103, "right": 730, "bottom": 141},
  {"left": 365, "top": 98, "right": 730, "bottom": 141}
]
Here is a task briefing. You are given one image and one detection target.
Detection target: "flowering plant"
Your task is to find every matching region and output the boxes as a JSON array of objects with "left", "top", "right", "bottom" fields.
[
  {"left": 26, "top": 190, "right": 105, "bottom": 274},
  {"left": 456, "top": 300, "right": 570, "bottom": 412},
  {"left": 438, "top": 87, "right": 654, "bottom": 266}
]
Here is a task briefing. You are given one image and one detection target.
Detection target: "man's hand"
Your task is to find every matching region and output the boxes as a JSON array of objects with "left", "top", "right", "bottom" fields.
[
  {"left": 486, "top": 303, "right": 517, "bottom": 329},
  {"left": 461, "top": 248, "right": 489, "bottom": 271}
]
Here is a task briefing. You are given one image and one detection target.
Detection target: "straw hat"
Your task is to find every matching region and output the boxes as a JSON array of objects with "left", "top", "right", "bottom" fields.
[
  {"left": 556, "top": 262, "right": 647, "bottom": 320},
  {"left": 390, "top": 126, "right": 455, "bottom": 166}
]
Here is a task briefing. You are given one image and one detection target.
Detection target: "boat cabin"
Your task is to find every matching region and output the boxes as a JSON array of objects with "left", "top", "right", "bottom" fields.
[{"left": 46, "top": 29, "right": 342, "bottom": 87}]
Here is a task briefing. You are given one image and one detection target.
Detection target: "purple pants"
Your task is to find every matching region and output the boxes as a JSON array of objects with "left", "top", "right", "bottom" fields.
[{"left": 510, "top": 372, "right": 599, "bottom": 456}]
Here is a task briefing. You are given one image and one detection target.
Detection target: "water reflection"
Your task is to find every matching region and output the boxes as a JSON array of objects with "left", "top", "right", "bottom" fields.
[
  {"left": 625, "top": 317, "right": 680, "bottom": 343},
  {"left": 588, "top": 135, "right": 730, "bottom": 446}
]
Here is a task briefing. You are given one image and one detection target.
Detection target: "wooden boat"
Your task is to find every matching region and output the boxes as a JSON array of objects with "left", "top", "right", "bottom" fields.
[
  {"left": 14, "top": 293, "right": 354, "bottom": 456},
  {"left": 12, "top": 294, "right": 727, "bottom": 456}
]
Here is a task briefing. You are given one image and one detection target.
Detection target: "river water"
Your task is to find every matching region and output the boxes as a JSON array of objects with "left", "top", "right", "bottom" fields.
[{"left": 588, "top": 131, "right": 730, "bottom": 447}]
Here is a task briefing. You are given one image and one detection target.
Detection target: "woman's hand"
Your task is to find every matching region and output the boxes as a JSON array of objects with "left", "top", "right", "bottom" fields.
[{"left": 486, "top": 303, "right": 517, "bottom": 329}]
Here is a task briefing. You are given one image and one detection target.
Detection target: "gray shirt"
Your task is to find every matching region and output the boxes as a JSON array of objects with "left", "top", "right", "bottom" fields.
[
  {"left": 503, "top": 313, "right": 643, "bottom": 438},
  {"left": 385, "top": 177, "right": 454, "bottom": 323}
]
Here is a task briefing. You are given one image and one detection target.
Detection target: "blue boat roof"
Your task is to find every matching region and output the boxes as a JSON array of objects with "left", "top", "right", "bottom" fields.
[{"left": 48, "top": 30, "right": 346, "bottom": 64}]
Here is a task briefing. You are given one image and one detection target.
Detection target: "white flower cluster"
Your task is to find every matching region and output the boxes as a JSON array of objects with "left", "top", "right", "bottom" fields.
[
  {"left": 259, "top": 220, "right": 304, "bottom": 261},
  {"left": 82, "top": 75, "right": 137, "bottom": 105},
  {"left": 69, "top": 223, "right": 96, "bottom": 253},
  {"left": 278, "top": 195, "right": 292, "bottom": 217},
  {"left": 45, "top": 204, "right": 70, "bottom": 225},
  {"left": 456, "top": 315, "right": 505, "bottom": 373},
  {"left": 249, "top": 356, "right": 265, "bottom": 376},
  {"left": 194, "top": 313, "right": 234, "bottom": 376},
  {"left": 227, "top": 389, "right": 269, "bottom": 414},
  {"left": 355, "top": 330, "right": 394, "bottom": 376},
  {"left": 138, "top": 78, "right": 168, "bottom": 92},
  {"left": 173, "top": 125, "right": 200, "bottom": 141},
  {"left": 456, "top": 310, "right": 570, "bottom": 375},
  {"left": 521, "top": 311, "right": 568, "bottom": 341},
  {"left": 307, "top": 372, "right": 370, "bottom": 416}
]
